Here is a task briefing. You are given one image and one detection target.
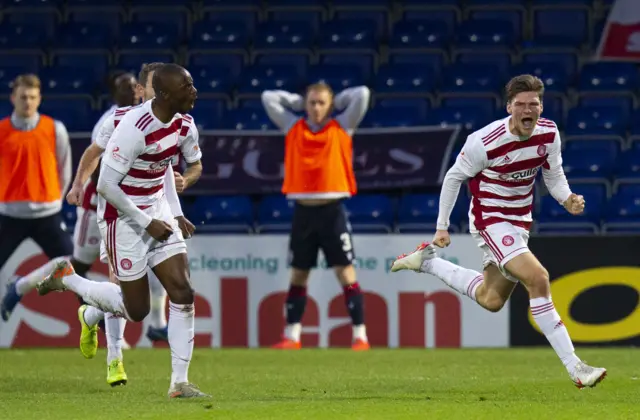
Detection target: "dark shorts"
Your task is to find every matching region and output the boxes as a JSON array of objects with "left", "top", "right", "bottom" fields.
[{"left": 288, "top": 201, "right": 355, "bottom": 270}]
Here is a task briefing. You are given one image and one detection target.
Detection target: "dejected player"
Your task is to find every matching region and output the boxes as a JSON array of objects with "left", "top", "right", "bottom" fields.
[
  {"left": 391, "top": 75, "right": 607, "bottom": 388},
  {"left": 37, "top": 64, "right": 208, "bottom": 398},
  {"left": 261, "top": 83, "right": 371, "bottom": 350}
]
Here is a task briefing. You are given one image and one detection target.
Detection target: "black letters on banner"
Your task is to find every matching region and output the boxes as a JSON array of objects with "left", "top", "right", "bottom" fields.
[{"left": 509, "top": 236, "right": 640, "bottom": 346}]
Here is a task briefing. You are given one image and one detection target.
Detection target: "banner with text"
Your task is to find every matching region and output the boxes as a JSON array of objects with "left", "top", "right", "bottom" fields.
[
  {"left": 70, "top": 126, "right": 459, "bottom": 195},
  {"left": 596, "top": 0, "right": 640, "bottom": 61},
  {"left": 510, "top": 236, "right": 640, "bottom": 346},
  {"left": 0, "top": 234, "right": 508, "bottom": 349}
]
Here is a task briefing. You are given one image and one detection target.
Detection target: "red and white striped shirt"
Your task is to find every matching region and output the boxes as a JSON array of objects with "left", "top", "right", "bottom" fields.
[
  {"left": 98, "top": 100, "right": 202, "bottom": 222},
  {"left": 437, "top": 116, "right": 572, "bottom": 232}
]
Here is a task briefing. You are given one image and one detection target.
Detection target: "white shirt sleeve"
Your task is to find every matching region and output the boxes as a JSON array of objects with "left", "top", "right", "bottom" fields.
[
  {"left": 97, "top": 164, "right": 153, "bottom": 228},
  {"left": 101, "top": 121, "right": 144, "bottom": 175},
  {"left": 334, "top": 86, "right": 371, "bottom": 135},
  {"left": 164, "top": 167, "right": 183, "bottom": 217},
  {"left": 261, "top": 90, "right": 303, "bottom": 132},
  {"left": 95, "top": 113, "right": 116, "bottom": 150},
  {"left": 542, "top": 130, "right": 572, "bottom": 204},
  {"left": 436, "top": 136, "right": 487, "bottom": 230},
  {"left": 179, "top": 120, "right": 203, "bottom": 163}
]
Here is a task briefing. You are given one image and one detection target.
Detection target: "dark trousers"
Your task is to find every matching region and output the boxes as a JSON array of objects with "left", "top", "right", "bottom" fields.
[{"left": 0, "top": 212, "right": 74, "bottom": 272}]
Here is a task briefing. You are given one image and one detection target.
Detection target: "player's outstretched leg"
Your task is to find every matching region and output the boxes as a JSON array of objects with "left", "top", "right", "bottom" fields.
[
  {"left": 392, "top": 243, "right": 487, "bottom": 304},
  {"left": 1, "top": 257, "right": 67, "bottom": 321},
  {"left": 335, "top": 265, "right": 369, "bottom": 351},
  {"left": 152, "top": 253, "right": 209, "bottom": 399},
  {"left": 147, "top": 272, "right": 169, "bottom": 342},
  {"left": 505, "top": 253, "right": 606, "bottom": 388}
]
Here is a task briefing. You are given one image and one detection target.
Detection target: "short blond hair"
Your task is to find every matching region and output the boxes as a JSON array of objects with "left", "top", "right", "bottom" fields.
[
  {"left": 12, "top": 74, "right": 41, "bottom": 92},
  {"left": 306, "top": 82, "right": 334, "bottom": 97}
]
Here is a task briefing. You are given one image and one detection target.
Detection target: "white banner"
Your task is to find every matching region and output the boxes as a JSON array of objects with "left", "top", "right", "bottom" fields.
[
  {"left": 0, "top": 235, "right": 509, "bottom": 348},
  {"left": 596, "top": 0, "right": 640, "bottom": 61}
]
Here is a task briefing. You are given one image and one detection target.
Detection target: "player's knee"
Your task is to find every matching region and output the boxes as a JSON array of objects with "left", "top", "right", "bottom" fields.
[
  {"left": 290, "top": 268, "right": 310, "bottom": 286},
  {"left": 527, "top": 267, "right": 550, "bottom": 297},
  {"left": 483, "top": 295, "right": 507, "bottom": 313},
  {"left": 127, "top": 305, "right": 150, "bottom": 323},
  {"left": 168, "top": 284, "right": 194, "bottom": 305}
]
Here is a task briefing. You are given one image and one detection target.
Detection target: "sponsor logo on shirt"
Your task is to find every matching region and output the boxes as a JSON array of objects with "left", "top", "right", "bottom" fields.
[{"left": 111, "top": 146, "right": 129, "bottom": 165}]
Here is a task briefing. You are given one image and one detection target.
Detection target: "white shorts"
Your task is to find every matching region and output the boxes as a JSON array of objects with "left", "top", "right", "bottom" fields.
[
  {"left": 99, "top": 200, "right": 186, "bottom": 281},
  {"left": 73, "top": 207, "right": 102, "bottom": 265},
  {"left": 471, "top": 221, "right": 530, "bottom": 283}
]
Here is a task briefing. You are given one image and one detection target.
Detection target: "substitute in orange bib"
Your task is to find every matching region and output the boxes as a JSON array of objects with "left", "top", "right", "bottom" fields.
[
  {"left": 261, "top": 83, "right": 371, "bottom": 350},
  {"left": 0, "top": 74, "right": 73, "bottom": 320}
]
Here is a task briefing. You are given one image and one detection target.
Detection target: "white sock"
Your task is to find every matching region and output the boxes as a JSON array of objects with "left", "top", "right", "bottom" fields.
[
  {"left": 353, "top": 324, "right": 367, "bottom": 342},
  {"left": 83, "top": 306, "right": 104, "bottom": 327},
  {"left": 105, "top": 313, "right": 126, "bottom": 364},
  {"left": 149, "top": 283, "right": 168, "bottom": 329},
  {"left": 421, "top": 258, "right": 484, "bottom": 301},
  {"left": 284, "top": 323, "right": 301, "bottom": 342},
  {"left": 530, "top": 297, "right": 580, "bottom": 372},
  {"left": 62, "top": 273, "right": 129, "bottom": 320},
  {"left": 15, "top": 257, "right": 67, "bottom": 296},
  {"left": 169, "top": 301, "right": 194, "bottom": 386}
]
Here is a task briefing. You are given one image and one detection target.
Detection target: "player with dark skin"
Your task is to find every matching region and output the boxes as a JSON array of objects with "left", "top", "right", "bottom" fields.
[
  {"left": 118, "top": 64, "right": 198, "bottom": 322},
  {"left": 70, "top": 72, "right": 138, "bottom": 281}
]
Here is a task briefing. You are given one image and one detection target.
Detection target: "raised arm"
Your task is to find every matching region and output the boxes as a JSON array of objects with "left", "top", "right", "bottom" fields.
[
  {"left": 436, "top": 137, "right": 487, "bottom": 231},
  {"left": 334, "top": 86, "right": 371, "bottom": 135},
  {"left": 54, "top": 120, "right": 72, "bottom": 195},
  {"left": 261, "top": 90, "right": 303, "bottom": 132},
  {"left": 542, "top": 131, "right": 572, "bottom": 205}
]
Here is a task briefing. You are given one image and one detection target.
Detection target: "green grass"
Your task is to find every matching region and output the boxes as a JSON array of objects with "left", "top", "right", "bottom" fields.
[{"left": 0, "top": 348, "right": 637, "bottom": 419}]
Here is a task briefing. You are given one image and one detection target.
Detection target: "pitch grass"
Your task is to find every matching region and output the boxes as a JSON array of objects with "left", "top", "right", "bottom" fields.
[{"left": 0, "top": 348, "right": 637, "bottom": 419}]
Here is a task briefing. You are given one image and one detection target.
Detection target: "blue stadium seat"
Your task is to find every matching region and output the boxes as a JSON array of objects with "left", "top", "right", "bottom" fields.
[
  {"left": 389, "top": 19, "right": 450, "bottom": 50},
  {"left": 403, "top": 0, "right": 459, "bottom": 5},
  {"left": 67, "top": 0, "right": 122, "bottom": 4},
  {"left": 189, "top": 99, "right": 226, "bottom": 130},
  {"left": 577, "top": 96, "right": 633, "bottom": 121},
  {"left": 128, "top": 0, "right": 191, "bottom": 5},
  {"left": 388, "top": 52, "right": 446, "bottom": 78},
  {"left": 426, "top": 106, "right": 494, "bottom": 131},
  {"left": 455, "top": 20, "right": 517, "bottom": 48},
  {"left": 532, "top": 8, "right": 589, "bottom": 47},
  {"left": 267, "top": 0, "right": 324, "bottom": 6},
  {"left": 454, "top": 52, "right": 512, "bottom": 75},
  {"left": 190, "top": 21, "right": 249, "bottom": 51},
  {"left": 578, "top": 63, "right": 639, "bottom": 92},
  {"left": 562, "top": 140, "right": 618, "bottom": 179},
  {"left": 0, "top": 66, "right": 30, "bottom": 94},
  {"left": 467, "top": 10, "right": 524, "bottom": 39},
  {"left": 203, "top": 10, "right": 258, "bottom": 34},
  {"left": 56, "top": 22, "right": 114, "bottom": 49},
  {"left": 396, "top": 193, "right": 466, "bottom": 233},
  {"left": 187, "top": 53, "right": 245, "bottom": 79},
  {"left": 466, "top": 0, "right": 526, "bottom": 4},
  {"left": 237, "top": 99, "right": 263, "bottom": 110},
  {"left": 307, "top": 64, "right": 366, "bottom": 90},
  {"left": 333, "top": 11, "right": 388, "bottom": 38},
  {"left": 373, "top": 64, "right": 436, "bottom": 95},
  {"left": 376, "top": 98, "right": 431, "bottom": 118},
  {"left": 191, "top": 67, "right": 233, "bottom": 98},
  {"left": 51, "top": 52, "right": 109, "bottom": 80},
  {"left": 253, "top": 21, "right": 314, "bottom": 52},
  {"left": 440, "top": 64, "right": 503, "bottom": 94},
  {"left": 253, "top": 54, "right": 309, "bottom": 80},
  {"left": 4, "top": 11, "right": 58, "bottom": 37},
  {"left": 0, "top": 23, "right": 51, "bottom": 49},
  {"left": 604, "top": 184, "right": 640, "bottom": 225},
  {"left": 511, "top": 63, "right": 569, "bottom": 94},
  {"left": 360, "top": 106, "right": 421, "bottom": 128},
  {"left": 237, "top": 65, "right": 300, "bottom": 96},
  {"left": 117, "top": 53, "right": 176, "bottom": 75},
  {"left": 4, "top": 0, "right": 63, "bottom": 7},
  {"left": 317, "top": 20, "right": 378, "bottom": 50},
  {"left": 118, "top": 23, "right": 179, "bottom": 50},
  {"left": 536, "top": 183, "right": 605, "bottom": 234},
  {"left": 39, "top": 98, "right": 97, "bottom": 132},
  {"left": 332, "top": 0, "right": 391, "bottom": 7},
  {"left": 319, "top": 54, "right": 374, "bottom": 80},
  {"left": 344, "top": 195, "right": 394, "bottom": 233},
  {"left": 540, "top": 96, "right": 565, "bottom": 126},
  {"left": 440, "top": 98, "right": 495, "bottom": 118},
  {"left": 130, "top": 10, "right": 188, "bottom": 38},
  {"left": 615, "top": 148, "right": 640, "bottom": 180},
  {"left": 188, "top": 195, "right": 254, "bottom": 233},
  {"left": 266, "top": 11, "right": 324, "bottom": 29},
  {"left": 40, "top": 68, "right": 97, "bottom": 97},
  {"left": 0, "top": 53, "right": 43, "bottom": 74},
  {"left": 402, "top": 10, "right": 457, "bottom": 35},
  {"left": 565, "top": 107, "right": 627, "bottom": 136},
  {"left": 531, "top": 0, "right": 592, "bottom": 5},
  {"left": 256, "top": 195, "right": 295, "bottom": 233},
  {"left": 202, "top": 0, "right": 260, "bottom": 7},
  {"left": 221, "top": 108, "right": 275, "bottom": 130},
  {"left": 521, "top": 52, "right": 578, "bottom": 79}
]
